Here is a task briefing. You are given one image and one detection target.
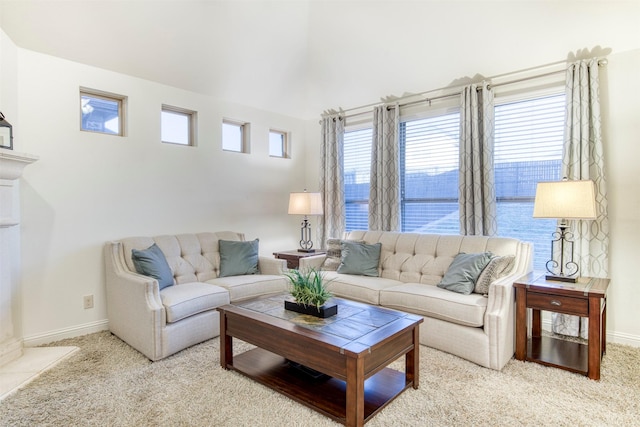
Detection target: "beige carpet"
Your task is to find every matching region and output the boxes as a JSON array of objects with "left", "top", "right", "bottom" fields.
[{"left": 0, "top": 331, "right": 638, "bottom": 426}]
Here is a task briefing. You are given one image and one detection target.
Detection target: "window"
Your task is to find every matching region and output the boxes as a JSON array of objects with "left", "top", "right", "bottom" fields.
[
  {"left": 161, "top": 105, "right": 196, "bottom": 146},
  {"left": 342, "top": 93, "right": 565, "bottom": 271},
  {"left": 80, "top": 88, "right": 126, "bottom": 136},
  {"left": 494, "top": 93, "right": 565, "bottom": 270},
  {"left": 269, "top": 129, "right": 289, "bottom": 158},
  {"left": 400, "top": 112, "right": 460, "bottom": 234},
  {"left": 343, "top": 128, "right": 372, "bottom": 231},
  {"left": 222, "top": 119, "right": 250, "bottom": 153}
]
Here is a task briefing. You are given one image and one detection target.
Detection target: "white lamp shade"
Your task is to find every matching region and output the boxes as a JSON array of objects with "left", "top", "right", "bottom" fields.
[
  {"left": 533, "top": 180, "right": 597, "bottom": 219},
  {"left": 288, "top": 192, "right": 323, "bottom": 216}
]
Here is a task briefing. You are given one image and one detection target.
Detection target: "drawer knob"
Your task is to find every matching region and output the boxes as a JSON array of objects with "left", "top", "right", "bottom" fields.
[{"left": 550, "top": 300, "right": 562, "bottom": 306}]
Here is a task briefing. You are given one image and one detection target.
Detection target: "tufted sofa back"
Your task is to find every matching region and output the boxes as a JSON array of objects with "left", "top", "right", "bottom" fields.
[
  {"left": 345, "top": 230, "right": 526, "bottom": 285},
  {"left": 119, "top": 231, "right": 245, "bottom": 285}
]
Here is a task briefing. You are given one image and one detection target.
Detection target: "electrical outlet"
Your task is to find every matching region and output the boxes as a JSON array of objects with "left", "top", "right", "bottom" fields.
[{"left": 83, "top": 295, "right": 94, "bottom": 309}]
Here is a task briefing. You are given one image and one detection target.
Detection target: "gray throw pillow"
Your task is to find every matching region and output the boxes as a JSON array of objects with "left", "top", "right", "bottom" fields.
[
  {"left": 219, "top": 239, "right": 259, "bottom": 277},
  {"left": 131, "top": 243, "right": 174, "bottom": 290},
  {"left": 437, "top": 252, "right": 493, "bottom": 295},
  {"left": 474, "top": 255, "right": 516, "bottom": 295},
  {"left": 337, "top": 241, "right": 382, "bottom": 277}
]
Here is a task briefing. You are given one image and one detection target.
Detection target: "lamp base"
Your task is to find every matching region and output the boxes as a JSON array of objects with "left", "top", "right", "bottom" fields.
[
  {"left": 545, "top": 274, "right": 578, "bottom": 283},
  {"left": 297, "top": 249, "right": 316, "bottom": 253}
]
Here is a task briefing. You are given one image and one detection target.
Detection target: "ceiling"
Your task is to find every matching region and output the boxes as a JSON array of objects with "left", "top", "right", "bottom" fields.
[
  {"left": 1, "top": 1, "right": 312, "bottom": 117},
  {"left": 2, "top": 1, "right": 640, "bottom": 120}
]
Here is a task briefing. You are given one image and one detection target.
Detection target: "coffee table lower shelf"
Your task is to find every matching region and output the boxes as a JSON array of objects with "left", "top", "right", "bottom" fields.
[{"left": 228, "top": 347, "right": 411, "bottom": 425}]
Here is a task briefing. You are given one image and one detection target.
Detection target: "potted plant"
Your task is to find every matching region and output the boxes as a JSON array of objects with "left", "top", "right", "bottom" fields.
[{"left": 284, "top": 268, "right": 337, "bottom": 318}]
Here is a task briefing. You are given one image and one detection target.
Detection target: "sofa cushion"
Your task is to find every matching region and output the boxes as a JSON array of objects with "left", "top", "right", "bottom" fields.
[
  {"left": 380, "top": 283, "right": 488, "bottom": 327},
  {"left": 131, "top": 243, "right": 174, "bottom": 290},
  {"left": 219, "top": 239, "right": 259, "bottom": 277},
  {"left": 160, "top": 283, "right": 229, "bottom": 323},
  {"left": 474, "top": 255, "right": 515, "bottom": 295},
  {"left": 322, "top": 271, "right": 402, "bottom": 305},
  {"left": 337, "top": 241, "right": 382, "bottom": 277},
  {"left": 209, "top": 275, "right": 287, "bottom": 302},
  {"left": 437, "top": 252, "right": 493, "bottom": 295}
]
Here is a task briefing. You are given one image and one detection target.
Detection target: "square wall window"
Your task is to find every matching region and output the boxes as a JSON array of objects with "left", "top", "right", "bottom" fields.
[
  {"left": 80, "top": 88, "right": 126, "bottom": 136},
  {"left": 269, "top": 129, "right": 289, "bottom": 158},
  {"left": 222, "top": 119, "right": 250, "bottom": 153},
  {"left": 162, "top": 105, "right": 197, "bottom": 146}
]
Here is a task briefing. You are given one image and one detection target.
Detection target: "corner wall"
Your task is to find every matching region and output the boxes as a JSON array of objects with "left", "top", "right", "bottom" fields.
[
  {"left": 16, "top": 49, "right": 308, "bottom": 343},
  {"left": 600, "top": 48, "right": 640, "bottom": 345}
]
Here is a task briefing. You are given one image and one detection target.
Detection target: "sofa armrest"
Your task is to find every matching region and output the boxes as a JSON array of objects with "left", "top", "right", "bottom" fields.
[
  {"left": 298, "top": 254, "right": 327, "bottom": 271},
  {"left": 104, "top": 241, "right": 166, "bottom": 360},
  {"left": 258, "top": 256, "right": 287, "bottom": 275},
  {"left": 484, "top": 241, "right": 533, "bottom": 369}
]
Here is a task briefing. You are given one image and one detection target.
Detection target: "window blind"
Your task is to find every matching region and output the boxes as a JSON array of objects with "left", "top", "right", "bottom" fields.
[
  {"left": 400, "top": 112, "right": 460, "bottom": 233},
  {"left": 494, "top": 93, "right": 565, "bottom": 270},
  {"left": 343, "top": 128, "right": 372, "bottom": 231}
]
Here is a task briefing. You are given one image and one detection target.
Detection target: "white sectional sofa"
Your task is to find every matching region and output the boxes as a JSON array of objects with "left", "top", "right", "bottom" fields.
[
  {"left": 104, "top": 231, "right": 287, "bottom": 361},
  {"left": 300, "top": 231, "right": 533, "bottom": 371},
  {"left": 105, "top": 229, "right": 532, "bottom": 371}
]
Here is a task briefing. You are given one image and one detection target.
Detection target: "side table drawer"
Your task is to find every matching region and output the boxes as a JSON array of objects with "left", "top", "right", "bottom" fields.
[{"left": 527, "top": 292, "right": 588, "bottom": 316}]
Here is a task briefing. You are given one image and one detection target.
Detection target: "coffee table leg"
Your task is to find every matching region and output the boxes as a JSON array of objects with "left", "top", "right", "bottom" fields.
[
  {"left": 346, "top": 356, "right": 365, "bottom": 427},
  {"left": 219, "top": 310, "right": 233, "bottom": 369},
  {"left": 407, "top": 325, "right": 420, "bottom": 389}
]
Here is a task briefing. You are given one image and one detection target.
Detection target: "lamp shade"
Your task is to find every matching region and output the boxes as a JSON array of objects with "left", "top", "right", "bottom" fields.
[
  {"left": 288, "top": 191, "right": 323, "bottom": 216},
  {"left": 533, "top": 180, "right": 597, "bottom": 219}
]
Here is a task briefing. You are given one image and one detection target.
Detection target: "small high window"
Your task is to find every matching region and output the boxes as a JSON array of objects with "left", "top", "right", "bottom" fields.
[
  {"left": 269, "top": 129, "right": 289, "bottom": 158},
  {"left": 222, "top": 119, "right": 250, "bottom": 153},
  {"left": 162, "top": 105, "right": 197, "bottom": 146},
  {"left": 80, "top": 88, "right": 126, "bottom": 136}
]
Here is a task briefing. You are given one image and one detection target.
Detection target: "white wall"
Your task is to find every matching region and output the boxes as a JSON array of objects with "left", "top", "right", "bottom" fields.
[
  {"left": 600, "top": 48, "right": 640, "bottom": 345},
  {"left": 0, "top": 28, "right": 18, "bottom": 125},
  {"left": 16, "top": 50, "right": 309, "bottom": 343}
]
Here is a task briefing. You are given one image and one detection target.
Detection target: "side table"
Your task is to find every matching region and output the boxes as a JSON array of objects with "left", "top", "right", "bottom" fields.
[
  {"left": 273, "top": 250, "right": 326, "bottom": 270},
  {"left": 513, "top": 272, "right": 609, "bottom": 380}
]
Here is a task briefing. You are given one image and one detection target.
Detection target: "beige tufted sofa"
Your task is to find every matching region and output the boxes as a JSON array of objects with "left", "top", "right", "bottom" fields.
[
  {"left": 104, "top": 231, "right": 287, "bottom": 361},
  {"left": 300, "top": 231, "right": 533, "bottom": 371}
]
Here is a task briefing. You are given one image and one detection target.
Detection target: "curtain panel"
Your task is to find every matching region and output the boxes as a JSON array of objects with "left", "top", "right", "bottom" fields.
[
  {"left": 458, "top": 82, "right": 498, "bottom": 236},
  {"left": 553, "top": 58, "right": 610, "bottom": 338},
  {"left": 368, "top": 105, "right": 401, "bottom": 231},
  {"left": 319, "top": 116, "right": 345, "bottom": 247}
]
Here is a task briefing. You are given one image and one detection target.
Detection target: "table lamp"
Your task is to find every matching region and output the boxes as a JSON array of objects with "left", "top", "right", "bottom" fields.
[
  {"left": 288, "top": 190, "right": 323, "bottom": 252},
  {"left": 533, "top": 179, "right": 597, "bottom": 282}
]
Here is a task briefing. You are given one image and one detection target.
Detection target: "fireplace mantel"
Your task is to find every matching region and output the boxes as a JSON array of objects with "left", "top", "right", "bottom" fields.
[{"left": 0, "top": 149, "right": 39, "bottom": 180}]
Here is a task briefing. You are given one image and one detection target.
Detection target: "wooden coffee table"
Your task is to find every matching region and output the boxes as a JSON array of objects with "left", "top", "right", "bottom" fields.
[{"left": 218, "top": 294, "right": 423, "bottom": 427}]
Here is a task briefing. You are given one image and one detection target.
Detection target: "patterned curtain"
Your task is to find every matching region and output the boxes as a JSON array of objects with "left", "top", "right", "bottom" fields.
[
  {"left": 319, "top": 116, "right": 345, "bottom": 247},
  {"left": 553, "top": 58, "right": 610, "bottom": 338},
  {"left": 458, "top": 82, "right": 497, "bottom": 236},
  {"left": 369, "top": 105, "right": 400, "bottom": 231}
]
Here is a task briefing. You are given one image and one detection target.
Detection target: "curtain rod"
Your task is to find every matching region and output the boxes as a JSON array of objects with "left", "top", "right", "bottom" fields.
[{"left": 324, "top": 58, "right": 607, "bottom": 121}]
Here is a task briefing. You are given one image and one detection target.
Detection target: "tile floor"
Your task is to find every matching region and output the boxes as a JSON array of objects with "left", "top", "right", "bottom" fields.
[{"left": 0, "top": 346, "right": 78, "bottom": 400}]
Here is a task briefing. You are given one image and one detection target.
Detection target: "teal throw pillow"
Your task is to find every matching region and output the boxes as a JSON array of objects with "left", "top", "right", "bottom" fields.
[
  {"left": 437, "top": 252, "right": 493, "bottom": 295},
  {"left": 337, "top": 241, "right": 382, "bottom": 277},
  {"left": 219, "top": 239, "right": 259, "bottom": 277},
  {"left": 131, "top": 243, "right": 174, "bottom": 290}
]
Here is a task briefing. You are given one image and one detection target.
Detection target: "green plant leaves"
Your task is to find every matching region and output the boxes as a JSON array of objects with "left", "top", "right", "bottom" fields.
[{"left": 284, "top": 268, "right": 333, "bottom": 310}]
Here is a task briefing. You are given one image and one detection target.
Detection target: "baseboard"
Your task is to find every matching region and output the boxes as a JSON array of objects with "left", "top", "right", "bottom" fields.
[
  {"left": 22, "top": 318, "right": 640, "bottom": 349},
  {"left": 542, "top": 319, "right": 640, "bottom": 348},
  {"left": 607, "top": 330, "right": 640, "bottom": 348},
  {"left": 23, "top": 319, "right": 110, "bottom": 347}
]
